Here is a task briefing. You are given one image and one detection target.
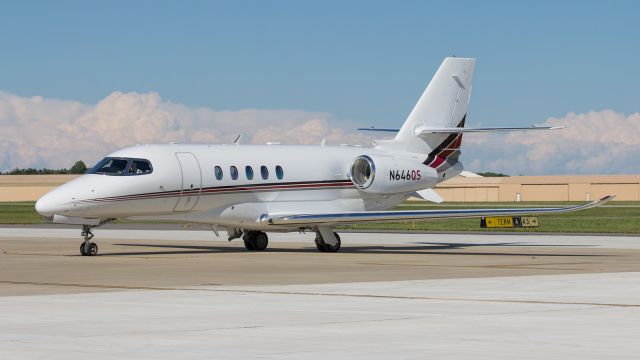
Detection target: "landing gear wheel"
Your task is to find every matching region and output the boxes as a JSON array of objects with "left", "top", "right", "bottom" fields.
[
  {"left": 243, "top": 239, "right": 255, "bottom": 251},
  {"left": 315, "top": 232, "right": 341, "bottom": 253},
  {"left": 80, "top": 225, "right": 98, "bottom": 256},
  {"left": 253, "top": 232, "right": 268, "bottom": 251},
  {"left": 81, "top": 242, "right": 98, "bottom": 256},
  {"left": 242, "top": 231, "right": 269, "bottom": 251}
]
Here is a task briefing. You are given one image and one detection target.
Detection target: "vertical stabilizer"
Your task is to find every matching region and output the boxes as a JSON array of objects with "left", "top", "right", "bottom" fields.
[{"left": 381, "top": 57, "right": 475, "bottom": 162}]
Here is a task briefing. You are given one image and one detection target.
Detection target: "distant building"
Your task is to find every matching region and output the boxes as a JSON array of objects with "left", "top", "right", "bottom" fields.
[{"left": 436, "top": 174, "right": 640, "bottom": 202}]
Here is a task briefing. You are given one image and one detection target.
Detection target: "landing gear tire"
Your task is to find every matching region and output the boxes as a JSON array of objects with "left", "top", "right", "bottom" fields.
[
  {"left": 315, "top": 232, "right": 341, "bottom": 253},
  {"left": 243, "top": 239, "right": 255, "bottom": 251},
  {"left": 80, "top": 224, "right": 98, "bottom": 256},
  {"left": 253, "top": 232, "right": 268, "bottom": 251},
  {"left": 80, "top": 242, "right": 98, "bottom": 256},
  {"left": 243, "top": 231, "right": 269, "bottom": 251}
]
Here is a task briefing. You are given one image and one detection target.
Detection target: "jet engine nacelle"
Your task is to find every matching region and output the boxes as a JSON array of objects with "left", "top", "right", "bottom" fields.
[{"left": 349, "top": 154, "right": 439, "bottom": 195}]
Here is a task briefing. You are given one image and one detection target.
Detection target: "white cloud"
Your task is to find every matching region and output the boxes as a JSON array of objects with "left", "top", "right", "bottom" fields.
[
  {"left": 0, "top": 90, "right": 638, "bottom": 175},
  {"left": 0, "top": 91, "right": 370, "bottom": 171},
  {"left": 461, "top": 110, "right": 640, "bottom": 175}
]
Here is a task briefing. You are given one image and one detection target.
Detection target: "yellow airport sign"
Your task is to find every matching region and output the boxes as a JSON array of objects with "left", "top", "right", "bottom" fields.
[
  {"left": 485, "top": 217, "right": 514, "bottom": 228},
  {"left": 482, "top": 216, "right": 539, "bottom": 228}
]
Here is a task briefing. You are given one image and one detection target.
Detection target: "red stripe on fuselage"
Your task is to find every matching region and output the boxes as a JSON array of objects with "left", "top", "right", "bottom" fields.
[{"left": 81, "top": 180, "right": 355, "bottom": 203}]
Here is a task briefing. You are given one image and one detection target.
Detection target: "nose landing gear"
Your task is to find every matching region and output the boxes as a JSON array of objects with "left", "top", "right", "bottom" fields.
[{"left": 80, "top": 225, "right": 98, "bottom": 256}]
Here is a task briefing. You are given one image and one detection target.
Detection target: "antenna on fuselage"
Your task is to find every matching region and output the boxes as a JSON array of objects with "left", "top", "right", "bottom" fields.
[{"left": 233, "top": 134, "right": 243, "bottom": 144}]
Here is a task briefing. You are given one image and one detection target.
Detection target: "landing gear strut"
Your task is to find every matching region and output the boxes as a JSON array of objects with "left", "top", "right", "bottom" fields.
[
  {"left": 80, "top": 225, "right": 98, "bottom": 256},
  {"left": 242, "top": 231, "right": 269, "bottom": 251},
  {"left": 315, "top": 229, "right": 341, "bottom": 253}
]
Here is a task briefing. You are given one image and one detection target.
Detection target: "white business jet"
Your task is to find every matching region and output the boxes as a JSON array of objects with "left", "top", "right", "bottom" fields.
[{"left": 35, "top": 57, "right": 612, "bottom": 256}]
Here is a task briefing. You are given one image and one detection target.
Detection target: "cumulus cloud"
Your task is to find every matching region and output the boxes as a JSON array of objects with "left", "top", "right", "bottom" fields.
[
  {"left": 461, "top": 110, "right": 640, "bottom": 175},
  {"left": 0, "top": 91, "right": 370, "bottom": 171},
  {"left": 0, "top": 90, "right": 637, "bottom": 175}
]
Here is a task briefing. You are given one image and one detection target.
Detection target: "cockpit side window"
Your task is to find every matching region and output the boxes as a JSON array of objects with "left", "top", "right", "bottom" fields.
[
  {"left": 89, "top": 158, "right": 129, "bottom": 175},
  {"left": 128, "top": 159, "right": 152, "bottom": 175},
  {"left": 88, "top": 157, "right": 153, "bottom": 176}
]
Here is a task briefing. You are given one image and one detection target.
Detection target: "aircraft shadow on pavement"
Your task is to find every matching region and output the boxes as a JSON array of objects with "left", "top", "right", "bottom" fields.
[{"left": 104, "top": 242, "right": 605, "bottom": 257}]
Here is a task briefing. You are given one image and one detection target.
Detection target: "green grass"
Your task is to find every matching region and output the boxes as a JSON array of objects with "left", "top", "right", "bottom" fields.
[
  {"left": 0, "top": 202, "right": 44, "bottom": 224},
  {"left": 340, "top": 202, "right": 640, "bottom": 234},
  {"left": 1, "top": 201, "right": 639, "bottom": 234}
]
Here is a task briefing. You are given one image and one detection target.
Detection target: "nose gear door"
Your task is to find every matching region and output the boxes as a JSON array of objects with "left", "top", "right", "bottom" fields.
[{"left": 174, "top": 152, "right": 202, "bottom": 212}]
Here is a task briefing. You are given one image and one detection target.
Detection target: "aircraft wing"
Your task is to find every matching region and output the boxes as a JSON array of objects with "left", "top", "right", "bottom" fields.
[{"left": 261, "top": 195, "right": 614, "bottom": 226}]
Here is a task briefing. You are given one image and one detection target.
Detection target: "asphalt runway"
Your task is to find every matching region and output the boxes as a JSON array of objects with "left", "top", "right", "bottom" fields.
[{"left": 1, "top": 227, "right": 640, "bottom": 358}]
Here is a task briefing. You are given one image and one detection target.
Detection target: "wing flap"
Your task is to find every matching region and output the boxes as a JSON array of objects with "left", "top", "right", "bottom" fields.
[{"left": 261, "top": 195, "right": 614, "bottom": 226}]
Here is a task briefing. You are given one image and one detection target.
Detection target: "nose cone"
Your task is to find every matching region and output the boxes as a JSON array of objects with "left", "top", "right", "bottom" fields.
[{"left": 35, "top": 193, "right": 55, "bottom": 217}]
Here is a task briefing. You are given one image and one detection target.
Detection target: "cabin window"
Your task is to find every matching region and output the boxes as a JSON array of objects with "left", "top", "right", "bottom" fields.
[
  {"left": 260, "top": 165, "right": 269, "bottom": 180},
  {"left": 214, "top": 166, "right": 223, "bottom": 180},
  {"left": 88, "top": 157, "right": 152, "bottom": 176},
  {"left": 275, "top": 165, "right": 283, "bottom": 180},
  {"left": 230, "top": 166, "right": 238, "bottom": 180},
  {"left": 245, "top": 166, "right": 254, "bottom": 180}
]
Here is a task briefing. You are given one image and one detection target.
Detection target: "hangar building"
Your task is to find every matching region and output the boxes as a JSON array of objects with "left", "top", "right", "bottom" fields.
[{"left": 436, "top": 173, "right": 640, "bottom": 202}]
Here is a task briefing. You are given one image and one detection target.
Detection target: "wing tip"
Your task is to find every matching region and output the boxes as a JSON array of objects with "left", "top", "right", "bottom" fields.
[
  {"left": 585, "top": 194, "right": 615, "bottom": 209},
  {"left": 597, "top": 194, "right": 615, "bottom": 203}
]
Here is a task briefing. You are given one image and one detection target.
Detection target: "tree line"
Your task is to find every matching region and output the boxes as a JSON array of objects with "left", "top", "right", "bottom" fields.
[
  {"left": 1, "top": 161, "right": 88, "bottom": 175},
  {"left": 476, "top": 171, "right": 509, "bottom": 177}
]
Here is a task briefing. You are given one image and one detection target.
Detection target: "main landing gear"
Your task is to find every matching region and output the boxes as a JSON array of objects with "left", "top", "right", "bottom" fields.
[
  {"left": 80, "top": 225, "right": 98, "bottom": 256},
  {"left": 314, "top": 228, "right": 341, "bottom": 253},
  {"left": 230, "top": 228, "right": 342, "bottom": 253},
  {"left": 242, "top": 230, "right": 269, "bottom": 251}
]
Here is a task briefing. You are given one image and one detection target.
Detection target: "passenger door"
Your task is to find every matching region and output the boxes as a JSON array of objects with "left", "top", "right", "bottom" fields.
[{"left": 174, "top": 152, "right": 202, "bottom": 212}]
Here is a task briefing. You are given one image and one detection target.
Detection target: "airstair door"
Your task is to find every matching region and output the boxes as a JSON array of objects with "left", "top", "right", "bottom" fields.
[{"left": 174, "top": 152, "right": 202, "bottom": 212}]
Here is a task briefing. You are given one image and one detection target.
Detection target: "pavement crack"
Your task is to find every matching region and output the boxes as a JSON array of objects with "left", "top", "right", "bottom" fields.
[{"left": 3, "top": 280, "right": 639, "bottom": 309}]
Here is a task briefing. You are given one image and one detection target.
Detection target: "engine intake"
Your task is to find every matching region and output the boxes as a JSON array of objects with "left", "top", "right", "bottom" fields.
[
  {"left": 349, "top": 154, "right": 438, "bottom": 194},
  {"left": 350, "top": 155, "right": 375, "bottom": 189}
]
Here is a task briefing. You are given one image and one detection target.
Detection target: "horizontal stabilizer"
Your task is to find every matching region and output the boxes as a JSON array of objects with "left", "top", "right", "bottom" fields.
[
  {"left": 415, "top": 125, "right": 565, "bottom": 135},
  {"left": 261, "top": 195, "right": 614, "bottom": 226},
  {"left": 358, "top": 125, "right": 565, "bottom": 135},
  {"left": 357, "top": 127, "right": 400, "bottom": 133}
]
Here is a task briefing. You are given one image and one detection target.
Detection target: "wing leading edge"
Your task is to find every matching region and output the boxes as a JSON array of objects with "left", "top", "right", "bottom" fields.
[{"left": 261, "top": 195, "right": 614, "bottom": 226}]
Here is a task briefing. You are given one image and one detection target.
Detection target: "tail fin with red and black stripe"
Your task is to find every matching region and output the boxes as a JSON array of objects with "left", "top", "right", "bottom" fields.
[
  {"left": 378, "top": 57, "right": 475, "bottom": 174},
  {"left": 370, "top": 57, "right": 562, "bottom": 176}
]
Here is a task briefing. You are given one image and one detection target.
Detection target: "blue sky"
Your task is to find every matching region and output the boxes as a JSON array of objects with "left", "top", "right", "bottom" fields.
[
  {"left": 1, "top": 1, "right": 639, "bottom": 175},
  {"left": 1, "top": 0, "right": 638, "bottom": 128}
]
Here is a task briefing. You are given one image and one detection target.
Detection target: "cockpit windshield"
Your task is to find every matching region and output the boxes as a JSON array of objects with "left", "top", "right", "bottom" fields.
[{"left": 88, "top": 158, "right": 153, "bottom": 176}]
